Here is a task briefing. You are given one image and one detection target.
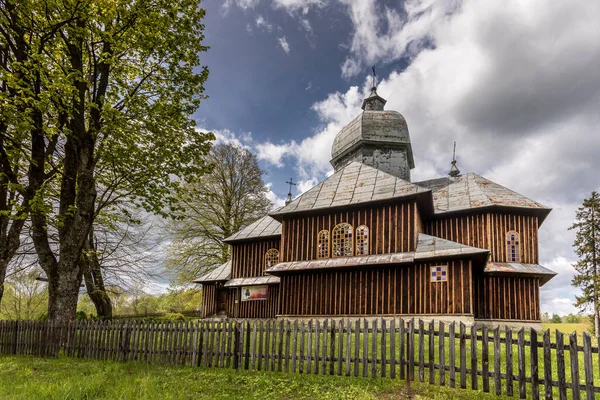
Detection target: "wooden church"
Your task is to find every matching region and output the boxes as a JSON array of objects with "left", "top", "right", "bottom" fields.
[{"left": 195, "top": 84, "right": 556, "bottom": 328}]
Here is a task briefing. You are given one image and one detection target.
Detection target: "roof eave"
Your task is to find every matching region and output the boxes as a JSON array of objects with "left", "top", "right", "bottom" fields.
[{"left": 222, "top": 233, "right": 282, "bottom": 244}]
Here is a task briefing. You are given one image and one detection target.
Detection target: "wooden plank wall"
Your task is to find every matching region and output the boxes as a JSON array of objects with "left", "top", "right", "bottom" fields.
[
  {"left": 231, "top": 239, "right": 281, "bottom": 279},
  {"left": 281, "top": 200, "right": 419, "bottom": 263},
  {"left": 227, "top": 287, "right": 279, "bottom": 319},
  {"left": 473, "top": 275, "right": 540, "bottom": 321},
  {"left": 424, "top": 212, "right": 539, "bottom": 264},
  {"left": 278, "top": 260, "right": 472, "bottom": 316},
  {"left": 201, "top": 284, "right": 217, "bottom": 318}
]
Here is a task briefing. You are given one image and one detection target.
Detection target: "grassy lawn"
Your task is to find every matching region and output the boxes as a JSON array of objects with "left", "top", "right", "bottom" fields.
[{"left": 0, "top": 355, "right": 511, "bottom": 400}]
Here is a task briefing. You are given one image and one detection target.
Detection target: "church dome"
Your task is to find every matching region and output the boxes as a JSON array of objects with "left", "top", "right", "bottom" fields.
[{"left": 330, "top": 87, "right": 415, "bottom": 181}]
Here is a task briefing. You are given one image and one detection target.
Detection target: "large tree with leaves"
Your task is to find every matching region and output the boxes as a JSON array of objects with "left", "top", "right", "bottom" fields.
[
  {"left": 571, "top": 191, "right": 600, "bottom": 339},
  {"left": 167, "top": 142, "right": 272, "bottom": 283},
  {"left": 0, "top": 0, "right": 213, "bottom": 323}
]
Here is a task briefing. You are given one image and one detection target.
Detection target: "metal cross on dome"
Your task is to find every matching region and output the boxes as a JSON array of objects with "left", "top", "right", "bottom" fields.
[{"left": 286, "top": 178, "right": 297, "bottom": 195}]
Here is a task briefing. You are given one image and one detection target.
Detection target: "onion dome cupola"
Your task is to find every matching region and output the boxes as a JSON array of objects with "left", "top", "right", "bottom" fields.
[{"left": 330, "top": 85, "right": 415, "bottom": 182}]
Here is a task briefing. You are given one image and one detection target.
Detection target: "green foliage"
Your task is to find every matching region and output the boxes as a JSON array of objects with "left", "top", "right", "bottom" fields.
[
  {"left": 563, "top": 313, "right": 582, "bottom": 323},
  {"left": 166, "top": 142, "right": 272, "bottom": 283},
  {"left": 77, "top": 286, "right": 202, "bottom": 317},
  {"left": 0, "top": 270, "right": 48, "bottom": 320},
  {"left": 551, "top": 313, "right": 562, "bottom": 323},
  {"left": 75, "top": 311, "right": 88, "bottom": 321},
  {"left": 570, "top": 191, "right": 600, "bottom": 334}
]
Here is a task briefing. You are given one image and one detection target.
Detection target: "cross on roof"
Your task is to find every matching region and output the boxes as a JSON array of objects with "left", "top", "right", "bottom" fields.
[{"left": 286, "top": 178, "right": 297, "bottom": 195}]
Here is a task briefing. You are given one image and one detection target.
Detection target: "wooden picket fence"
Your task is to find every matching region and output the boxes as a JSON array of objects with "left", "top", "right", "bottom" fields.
[{"left": 1, "top": 318, "right": 599, "bottom": 399}]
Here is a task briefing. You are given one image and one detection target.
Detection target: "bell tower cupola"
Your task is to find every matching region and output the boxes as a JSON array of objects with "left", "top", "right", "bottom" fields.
[{"left": 330, "top": 71, "right": 415, "bottom": 181}]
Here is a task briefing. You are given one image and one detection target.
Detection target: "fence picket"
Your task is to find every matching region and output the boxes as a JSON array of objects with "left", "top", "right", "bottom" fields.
[
  {"left": 471, "top": 325, "right": 478, "bottom": 390},
  {"left": 418, "top": 320, "right": 424, "bottom": 382},
  {"left": 582, "top": 332, "right": 594, "bottom": 400},
  {"left": 569, "top": 332, "right": 581, "bottom": 400},
  {"left": 556, "top": 330, "right": 566, "bottom": 400},
  {"left": 428, "top": 320, "right": 434, "bottom": 384},
  {"left": 354, "top": 319, "right": 360, "bottom": 377},
  {"left": 439, "top": 321, "right": 445, "bottom": 386},
  {"left": 321, "top": 320, "right": 328, "bottom": 375},
  {"left": 346, "top": 319, "right": 352, "bottom": 377},
  {"left": 506, "top": 327, "right": 514, "bottom": 396},
  {"left": 286, "top": 320, "right": 292, "bottom": 373},
  {"left": 299, "top": 321, "right": 305, "bottom": 374},
  {"left": 449, "top": 321, "right": 455, "bottom": 388},
  {"left": 408, "top": 319, "right": 415, "bottom": 381},
  {"left": 399, "top": 318, "right": 405, "bottom": 380},
  {"left": 314, "top": 320, "right": 320, "bottom": 375},
  {"left": 459, "top": 322, "right": 466, "bottom": 389},
  {"left": 337, "top": 319, "right": 343, "bottom": 376},
  {"left": 371, "top": 319, "right": 377, "bottom": 378},
  {"left": 329, "top": 320, "right": 335, "bottom": 376},
  {"left": 292, "top": 320, "right": 298, "bottom": 373},
  {"left": 531, "top": 328, "right": 539, "bottom": 400},
  {"left": 518, "top": 328, "right": 526, "bottom": 399},
  {"left": 362, "top": 319, "right": 368, "bottom": 378},
  {"left": 306, "top": 320, "right": 312, "bottom": 374},
  {"left": 390, "top": 319, "right": 396, "bottom": 379},
  {"left": 482, "top": 325, "right": 489, "bottom": 392},
  {"left": 542, "top": 329, "right": 552, "bottom": 400}
]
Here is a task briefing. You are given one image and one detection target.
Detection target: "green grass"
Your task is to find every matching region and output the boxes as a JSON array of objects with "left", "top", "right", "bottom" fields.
[{"left": 0, "top": 355, "right": 510, "bottom": 400}]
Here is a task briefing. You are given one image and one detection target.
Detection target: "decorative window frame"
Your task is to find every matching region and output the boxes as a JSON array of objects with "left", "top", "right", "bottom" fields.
[
  {"left": 317, "top": 230, "right": 330, "bottom": 259},
  {"left": 332, "top": 222, "right": 353, "bottom": 257},
  {"left": 265, "top": 248, "right": 280, "bottom": 269},
  {"left": 506, "top": 230, "right": 520, "bottom": 262},
  {"left": 355, "top": 225, "right": 369, "bottom": 256}
]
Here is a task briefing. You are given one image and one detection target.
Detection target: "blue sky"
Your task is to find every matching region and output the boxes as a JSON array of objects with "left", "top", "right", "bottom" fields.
[{"left": 189, "top": 0, "right": 600, "bottom": 316}]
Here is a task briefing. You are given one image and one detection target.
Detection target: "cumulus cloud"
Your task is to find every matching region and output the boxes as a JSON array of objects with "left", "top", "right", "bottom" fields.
[
  {"left": 277, "top": 36, "right": 291, "bottom": 54},
  {"left": 222, "top": 0, "right": 261, "bottom": 13},
  {"left": 265, "top": 182, "right": 288, "bottom": 209},
  {"left": 272, "top": 0, "right": 325, "bottom": 14}
]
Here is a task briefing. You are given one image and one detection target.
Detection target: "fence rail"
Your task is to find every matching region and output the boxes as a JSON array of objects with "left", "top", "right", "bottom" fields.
[{"left": 1, "top": 318, "right": 598, "bottom": 399}]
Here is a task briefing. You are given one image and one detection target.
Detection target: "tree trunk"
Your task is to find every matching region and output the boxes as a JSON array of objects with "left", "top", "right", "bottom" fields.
[{"left": 82, "top": 237, "right": 113, "bottom": 319}]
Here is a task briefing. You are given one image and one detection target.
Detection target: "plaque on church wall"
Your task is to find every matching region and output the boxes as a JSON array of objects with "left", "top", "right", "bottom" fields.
[
  {"left": 430, "top": 265, "right": 448, "bottom": 282},
  {"left": 241, "top": 286, "right": 268, "bottom": 301}
]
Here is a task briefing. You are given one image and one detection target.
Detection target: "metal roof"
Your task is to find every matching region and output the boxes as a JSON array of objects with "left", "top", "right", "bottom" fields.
[
  {"left": 265, "top": 253, "right": 414, "bottom": 275},
  {"left": 484, "top": 262, "right": 557, "bottom": 286},
  {"left": 224, "top": 276, "right": 280, "bottom": 287},
  {"left": 415, "top": 234, "right": 489, "bottom": 260},
  {"left": 415, "top": 173, "right": 551, "bottom": 220},
  {"left": 223, "top": 214, "right": 282, "bottom": 243},
  {"left": 271, "top": 162, "right": 429, "bottom": 218},
  {"left": 192, "top": 260, "right": 231, "bottom": 283}
]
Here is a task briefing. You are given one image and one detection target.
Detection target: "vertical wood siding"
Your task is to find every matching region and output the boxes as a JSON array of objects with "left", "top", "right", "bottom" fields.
[
  {"left": 277, "top": 260, "right": 472, "bottom": 316},
  {"left": 281, "top": 201, "right": 419, "bottom": 263},
  {"left": 228, "top": 286, "right": 279, "bottom": 319},
  {"left": 473, "top": 275, "right": 540, "bottom": 321},
  {"left": 423, "top": 212, "right": 539, "bottom": 264},
  {"left": 201, "top": 284, "right": 217, "bottom": 318},
  {"left": 231, "top": 239, "right": 281, "bottom": 279}
]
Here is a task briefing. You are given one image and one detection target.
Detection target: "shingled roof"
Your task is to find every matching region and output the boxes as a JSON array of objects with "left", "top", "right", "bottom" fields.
[
  {"left": 223, "top": 214, "right": 282, "bottom": 243},
  {"left": 415, "top": 173, "right": 551, "bottom": 222},
  {"left": 485, "top": 262, "right": 556, "bottom": 285},
  {"left": 192, "top": 260, "right": 231, "bottom": 283},
  {"left": 271, "top": 162, "right": 430, "bottom": 218}
]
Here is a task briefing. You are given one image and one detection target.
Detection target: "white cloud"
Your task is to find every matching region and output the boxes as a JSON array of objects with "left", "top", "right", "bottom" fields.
[
  {"left": 265, "top": 182, "right": 288, "bottom": 209},
  {"left": 196, "top": 128, "right": 253, "bottom": 150},
  {"left": 277, "top": 36, "right": 291, "bottom": 54},
  {"left": 272, "top": 0, "right": 324, "bottom": 14},
  {"left": 256, "top": 15, "right": 273, "bottom": 32},
  {"left": 222, "top": 0, "right": 261, "bottom": 13}
]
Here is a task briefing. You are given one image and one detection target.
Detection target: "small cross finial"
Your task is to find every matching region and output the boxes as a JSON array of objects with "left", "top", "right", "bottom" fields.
[
  {"left": 286, "top": 178, "right": 297, "bottom": 195},
  {"left": 285, "top": 178, "right": 297, "bottom": 205},
  {"left": 371, "top": 66, "right": 377, "bottom": 90},
  {"left": 449, "top": 141, "right": 460, "bottom": 177}
]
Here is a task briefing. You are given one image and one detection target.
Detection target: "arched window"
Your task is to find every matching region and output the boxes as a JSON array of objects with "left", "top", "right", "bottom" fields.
[
  {"left": 317, "top": 230, "right": 330, "bottom": 259},
  {"left": 332, "top": 223, "right": 353, "bottom": 257},
  {"left": 265, "top": 248, "right": 280, "bottom": 268},
  {"left": 506, "top": 231, "right": 520, "bottom": 262},
  {"left": 355, "top": 225, "right": 369, "bottom": 256}
]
